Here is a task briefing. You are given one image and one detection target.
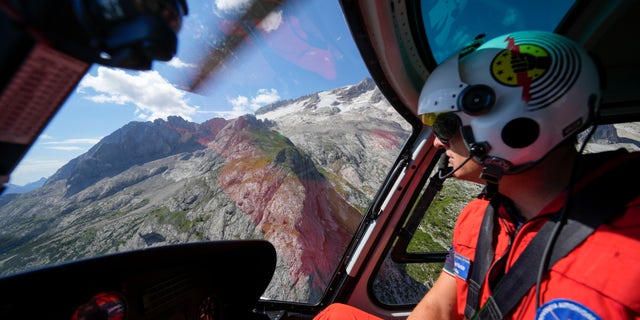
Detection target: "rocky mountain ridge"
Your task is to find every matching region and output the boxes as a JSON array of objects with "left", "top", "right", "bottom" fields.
[
  {"left": 0, "top": 78, "right": 412, "bottom": 303},
  {"left": 2, "top": 178, "right": 46, "bottom": 195}
]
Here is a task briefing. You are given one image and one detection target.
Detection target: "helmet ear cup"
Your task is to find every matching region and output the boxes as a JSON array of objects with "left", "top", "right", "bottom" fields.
[
  {"left": 502, "top": 118, "right": 539, "bottom": 148},
  {"left": 459, "top": 85, "right": 495, "bottom": 115}
]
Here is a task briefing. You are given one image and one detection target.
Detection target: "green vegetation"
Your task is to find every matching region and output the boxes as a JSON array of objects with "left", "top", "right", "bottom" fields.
[
  {"left": 150, "top": 206, "right": 210, "bottom": 238},
  {"left": 252, "top": 129, "right": 294, "bottom": 160},
  {"left": 398, "top": 179, "right": 483, "bottom": 288},
  {"left": 151, "top": 207, "right": 191, "bottom": 232},
  {"left": 406, "top": 262, "right": 445, "bottom": 286},
  {"left": 104, "top": 210, "right": 127, "bottom": 219},
  {"left": 316, "top": 166, "right": 369, "bottom": 213}
]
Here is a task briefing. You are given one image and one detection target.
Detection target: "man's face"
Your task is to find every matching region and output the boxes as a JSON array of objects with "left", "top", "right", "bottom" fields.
[{"left": 433, "top": 131, "right": 484, "bottom": 184}]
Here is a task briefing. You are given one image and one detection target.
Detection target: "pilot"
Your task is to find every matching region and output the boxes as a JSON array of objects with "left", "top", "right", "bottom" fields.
[{"left": 314, "top": 30, "right": 640, "bottom": 319}]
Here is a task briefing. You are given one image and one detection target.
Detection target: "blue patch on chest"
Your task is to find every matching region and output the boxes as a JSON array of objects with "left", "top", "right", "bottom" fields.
[{"left": 536, "top": 299, "right": 601, "bottom": 320}]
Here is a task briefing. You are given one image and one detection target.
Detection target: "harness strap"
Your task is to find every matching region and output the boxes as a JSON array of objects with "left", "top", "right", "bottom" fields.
[
  {"left": 464, "top": 151, "right": 640, "bottom": 319},
  {"left": 464, "top": 197, "right": 498, "bottom": 318}
]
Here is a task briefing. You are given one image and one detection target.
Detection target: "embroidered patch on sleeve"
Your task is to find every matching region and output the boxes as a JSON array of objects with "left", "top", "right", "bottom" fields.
[{"left": 453, "top": 253, "right": 471, "bottom": 280}]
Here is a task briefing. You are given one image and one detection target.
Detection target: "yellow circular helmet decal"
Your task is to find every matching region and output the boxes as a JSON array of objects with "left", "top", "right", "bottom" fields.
[{"left": 491, "top": 44, "right": 550, "bottom": 86}]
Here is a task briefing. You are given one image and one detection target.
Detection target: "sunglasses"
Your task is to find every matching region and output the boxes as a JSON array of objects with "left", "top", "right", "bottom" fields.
[{"left": 421, "top": 113, "right": 462, "bottom": 143}]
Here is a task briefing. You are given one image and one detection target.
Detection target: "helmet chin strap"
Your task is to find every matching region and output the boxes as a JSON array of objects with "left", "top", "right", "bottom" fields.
[
  {"left": 480, "top": 156, "right": 511, "bottom": 184},
  {"left": 460, "top": 126, "right": 502, "bottom": 182},
  {"left": 470, "top": 141, "right": 510, "bottom": 199}
]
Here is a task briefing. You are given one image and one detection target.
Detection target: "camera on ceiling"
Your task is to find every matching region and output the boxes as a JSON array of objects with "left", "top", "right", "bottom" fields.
[{"left": 3, "top": 0, "right": 188, "bottom": 70}]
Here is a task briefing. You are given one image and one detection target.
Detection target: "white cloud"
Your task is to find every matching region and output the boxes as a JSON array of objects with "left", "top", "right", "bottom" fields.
[
  {"left": 9, "top": 137, "right": 102, "bottom": 185},
  {"left": 42, "top": 138, "right": 102, "bottom": 151},
  {"left": 43, "top": 138, "right": 101, "bottom": 145},
  {"left": 226, "top": 88, "right": 280, "bottom": 118},
  {"left": 13, "top": 159, "right": 65, "bottom": 172},
  {"left": 167, "top": 57, "right": 195, "bottom": 69},
  {"left": 215, "top": 0, "right": 252, "bottom": 13},
  {"left": 230, "top": 95, "right": 250, "bottom": 112},
  {"left": 252, "top": 88, "right": 280, "bottom": 106},
  {"left": 214, "top": 0, "right": 282, "bottom": 32},
  {"left": 78, "top": 67, "right": 198, "bottom": 121},
  {"left": 10, "top": 159, "right": 67, "bottom": 185},
  {"left": 45, "top": 146, "right": 84, "bottom": 151},
  {"left": 258, "top": 10, "right": 283, "bottom": 33}
]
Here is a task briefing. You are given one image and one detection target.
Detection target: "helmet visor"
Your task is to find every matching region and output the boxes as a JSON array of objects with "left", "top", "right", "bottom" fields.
[{"left": 422, "top": 113, "right": 461, "bottom": 144}]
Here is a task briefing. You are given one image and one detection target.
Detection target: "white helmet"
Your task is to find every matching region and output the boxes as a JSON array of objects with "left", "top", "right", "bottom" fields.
[{"left": 418, "top": 31, "right": 601, "bottom": 181}]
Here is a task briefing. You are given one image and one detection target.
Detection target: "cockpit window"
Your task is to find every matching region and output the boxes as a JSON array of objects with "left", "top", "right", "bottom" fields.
[
  {"left": 0, "top": 0, "right": 411, "bottom": 305},
  {"left": 421, "top": 0, "right": 576, "bottom": 63}
]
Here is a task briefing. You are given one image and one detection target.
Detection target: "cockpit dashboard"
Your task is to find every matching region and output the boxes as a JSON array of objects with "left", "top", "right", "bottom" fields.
[{"left": 0, "top": 240, "right": 276, "bottom": 319}]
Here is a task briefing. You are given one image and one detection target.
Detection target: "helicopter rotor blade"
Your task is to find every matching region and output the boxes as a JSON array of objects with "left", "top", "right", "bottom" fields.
[{"left": 187, "top": 0, "right": 286, "bottom": 93}]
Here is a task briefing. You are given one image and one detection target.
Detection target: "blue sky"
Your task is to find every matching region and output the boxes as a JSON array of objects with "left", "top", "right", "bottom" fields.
[
  {"left": 8, "top": 0, "right": 575, "bottom": 186},
  {"left": 9, "top": 0, "right": 370, "bottom": 186}
]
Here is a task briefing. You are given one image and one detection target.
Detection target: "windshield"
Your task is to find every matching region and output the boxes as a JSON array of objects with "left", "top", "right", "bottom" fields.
[{"left": 0, "top": 0, "right": 411, "bottom": 304}]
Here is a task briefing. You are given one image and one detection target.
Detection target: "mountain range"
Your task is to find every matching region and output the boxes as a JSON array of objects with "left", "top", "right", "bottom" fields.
[
  {"left": 0, "top": 78, "right": 414, "bottom": 303},
  {"left": 2, "top": 177, "right": 46, "bottom": 194}
]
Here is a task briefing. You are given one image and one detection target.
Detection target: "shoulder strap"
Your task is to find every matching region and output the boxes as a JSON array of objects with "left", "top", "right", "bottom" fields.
[
  {"left": 464, "top": 197, "right": 499, "bottom": 318},
  {"left": 466, "top": 152, "right": 640, "bottom": 320}
]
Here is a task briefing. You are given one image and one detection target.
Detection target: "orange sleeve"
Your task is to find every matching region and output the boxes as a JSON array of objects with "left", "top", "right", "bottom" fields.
[{"left": 313, "top": 303, "right": 383, "bottom": 320}]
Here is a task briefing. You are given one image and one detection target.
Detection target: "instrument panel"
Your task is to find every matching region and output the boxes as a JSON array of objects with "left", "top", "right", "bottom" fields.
[{"left": 0, "top": 240, "right": 276, "bottom": 319}]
